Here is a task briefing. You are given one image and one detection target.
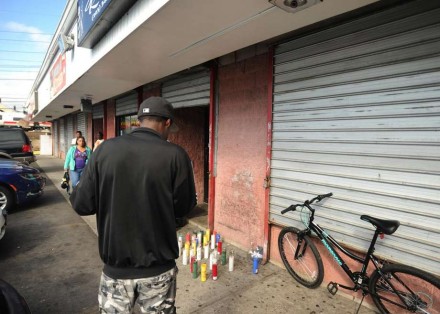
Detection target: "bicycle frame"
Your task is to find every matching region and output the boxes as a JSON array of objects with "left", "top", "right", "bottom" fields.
[
  {"left": 302, "top": 222, "right": 429, "bottom": 309},
  {"left": 301, "top": 207, "right": 384, "bottom": 289}
]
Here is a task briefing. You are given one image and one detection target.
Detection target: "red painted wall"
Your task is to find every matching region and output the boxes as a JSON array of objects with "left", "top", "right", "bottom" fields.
[
  {"left": 215, "top": 53, "right": 268, "bottom": 249},
  {"left": 106, "top": 99, "right": 116, "bottom": 139},
  {"left": 169, "top": 107, "right": 207, "bottom": 203}
]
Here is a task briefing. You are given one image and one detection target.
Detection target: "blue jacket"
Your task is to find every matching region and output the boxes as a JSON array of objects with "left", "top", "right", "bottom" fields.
[{"left": 64, "top": 146, "right": 92, "bottom": 170}]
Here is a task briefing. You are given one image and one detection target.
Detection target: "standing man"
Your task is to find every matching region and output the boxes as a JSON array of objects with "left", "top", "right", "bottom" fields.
[
  {"left": 70, "top": 97, "right": 196, "bottom": 313},
  {"left": 71, "top": 130, "right": 82, "bottom": 145}
]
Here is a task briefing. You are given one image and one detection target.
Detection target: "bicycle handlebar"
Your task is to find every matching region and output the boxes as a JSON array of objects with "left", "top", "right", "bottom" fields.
[
  {"left": 310, "top": 192, "right": 333, "bottom": 204},
  {"left": 281, "top": 204, "right": 298, "bottom": 214},
  {"left": 280, "top": 193, "right": 333, "bottom": 215}
]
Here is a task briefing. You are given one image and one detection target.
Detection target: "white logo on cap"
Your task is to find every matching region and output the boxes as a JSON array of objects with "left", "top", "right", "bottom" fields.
[{"left": 143, "top": 108, "right": 150, "bottom": 113}]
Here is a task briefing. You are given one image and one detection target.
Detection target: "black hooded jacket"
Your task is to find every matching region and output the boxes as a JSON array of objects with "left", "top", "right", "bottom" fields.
[{"left": 70, "top": 128, "right": 196, "bottom": 279}]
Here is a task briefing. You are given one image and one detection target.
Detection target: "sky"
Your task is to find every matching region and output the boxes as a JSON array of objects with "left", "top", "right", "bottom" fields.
[{"left": 0, "top": 0, "right": 67, "bottom": 111}]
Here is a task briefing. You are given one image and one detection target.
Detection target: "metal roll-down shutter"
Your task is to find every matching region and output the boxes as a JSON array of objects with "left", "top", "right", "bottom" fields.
[
  {"left": 93, "top": 103, "right": 104, "bottom": 119},
  {"left": 77, "top": 112, "right": 87, "bottom": 139},
  {"left": 116, "top": 92, "right": 137, "bottom": 116},
  {"left": 270, "top": 0, "right": 440, "bottom": 276},
  {"left": 162, "top": 70, "right": 210, "bottom": 108},
  {"left": 66, "top": 115, "right": 74, "bottom": 151},
  {"left": 53, "top": 120, "right": 59, "bottom": 156},
  {"left": 59, "top": 118, "right": 65, "bottom": 154}
]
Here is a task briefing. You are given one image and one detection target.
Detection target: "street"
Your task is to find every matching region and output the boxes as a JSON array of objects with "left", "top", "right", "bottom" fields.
[{"left": 0, "top": 162, "right": 102, "bottom": 313}]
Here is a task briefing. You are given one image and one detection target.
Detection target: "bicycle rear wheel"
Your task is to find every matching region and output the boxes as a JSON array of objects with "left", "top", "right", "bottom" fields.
[
  {"left": 278, "top": 227, "right": 324, "bottom": 288},
  {"left": 369, "top": 264, "right": 440, "bottom": 314}
]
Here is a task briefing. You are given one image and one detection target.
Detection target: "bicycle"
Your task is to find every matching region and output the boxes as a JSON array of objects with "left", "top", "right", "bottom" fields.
[{"left": 278, "top": 193, "right": 440, "bottom": 313}]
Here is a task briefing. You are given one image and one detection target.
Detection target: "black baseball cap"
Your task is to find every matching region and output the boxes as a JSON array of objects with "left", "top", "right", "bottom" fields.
[{"left": 138, "top": 97, "right": 178, "bottom": 132}]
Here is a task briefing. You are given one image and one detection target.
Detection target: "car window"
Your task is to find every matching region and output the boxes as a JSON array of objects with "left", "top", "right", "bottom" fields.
[{"left": 0, "top": 130, "right": 24, "bottom": 141}]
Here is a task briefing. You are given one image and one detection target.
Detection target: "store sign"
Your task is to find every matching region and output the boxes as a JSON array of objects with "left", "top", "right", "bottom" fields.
[
  {"left": 78, "top": 0, "right": 113, "bottom": 46},
  {"left": 50, "top": 54, "right": 66, "bottom": 98}
]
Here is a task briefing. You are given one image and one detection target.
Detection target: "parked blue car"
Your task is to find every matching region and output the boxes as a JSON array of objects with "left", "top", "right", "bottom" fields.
[{"left": 0, "top": 157, "right": 45, "bottom": 213}]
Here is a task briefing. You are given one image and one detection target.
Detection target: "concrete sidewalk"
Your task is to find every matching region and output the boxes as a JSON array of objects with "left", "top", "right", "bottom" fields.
[{"left": 35, "top": 155, "right": 376, "bottom": 313}]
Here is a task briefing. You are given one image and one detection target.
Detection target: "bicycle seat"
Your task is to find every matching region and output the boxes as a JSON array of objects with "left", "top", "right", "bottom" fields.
[{"left": 360, "top": 215, "right": 400, "bottom": 235}]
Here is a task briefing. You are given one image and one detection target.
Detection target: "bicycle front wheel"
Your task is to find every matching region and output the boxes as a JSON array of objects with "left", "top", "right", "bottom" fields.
[
  {"left": 278, "top": 227, "right": 324, "bottom": 288},
  {"left": 369, "top": 264, "right": 440, "bottom": 314}
]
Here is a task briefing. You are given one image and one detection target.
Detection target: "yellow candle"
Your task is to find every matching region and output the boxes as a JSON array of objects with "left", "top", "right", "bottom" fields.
[
  {"left": 185, "top": 241, "right": 190, "bottom": 257},
  {"left": 205, "top": 229, "right": 210, "bottom": 244},
  {"left": 201, "top": 263, "right": 207, "bottom": 282}
]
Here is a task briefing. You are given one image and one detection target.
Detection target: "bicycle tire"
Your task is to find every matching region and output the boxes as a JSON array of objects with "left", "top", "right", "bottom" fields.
[
  {"left": 278, "top": 227, "right": 324, "bottom": 288},
  {"left": 369, "top": 264, "right": 440, "bottom": 314}
]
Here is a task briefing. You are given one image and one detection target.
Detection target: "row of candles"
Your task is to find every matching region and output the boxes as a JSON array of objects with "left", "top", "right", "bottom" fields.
[{"left": 178, "top": 229, "right": 234, "bottom": 281}]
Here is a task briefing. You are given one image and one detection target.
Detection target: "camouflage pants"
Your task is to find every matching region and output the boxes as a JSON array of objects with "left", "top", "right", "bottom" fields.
[{"left": 98, "top": 267, "right": 177, "bottom": 314}]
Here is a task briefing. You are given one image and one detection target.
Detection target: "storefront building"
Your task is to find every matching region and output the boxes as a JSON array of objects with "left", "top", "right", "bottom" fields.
[{"left": 26, "top": 0, "right": 440, "bottom": 297}]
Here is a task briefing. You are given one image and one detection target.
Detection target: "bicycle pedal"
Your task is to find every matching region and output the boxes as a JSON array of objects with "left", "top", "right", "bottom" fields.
[{"left": 327, "top": 282, "right": 338, "bottom": 295}]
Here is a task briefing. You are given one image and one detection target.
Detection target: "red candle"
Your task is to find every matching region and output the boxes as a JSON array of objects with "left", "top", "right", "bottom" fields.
[
  {"left": 217, "top": 241, "right": 222, "bottom": 254},
  {"left": 190, "top": 256, "right": 195, "bottom": 272},
  {"left": 212, "top": 264, "right": 218, "bottom": 280}
]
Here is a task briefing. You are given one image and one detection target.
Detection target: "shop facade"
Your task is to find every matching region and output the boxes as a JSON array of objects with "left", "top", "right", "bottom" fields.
[{"left": 28, "top": 0, "right": 440, "bottom": 291}]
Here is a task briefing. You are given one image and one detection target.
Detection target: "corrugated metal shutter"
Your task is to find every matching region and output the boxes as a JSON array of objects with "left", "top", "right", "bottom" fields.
[
  {"left": 77, "top": 112, "right": 87, "bottom": 139},
  {"left": 162, "top": 70, "right": 210, "bottom": 108},
  {"left": 66, "top": 115, "right": 73, "bottom": 152},
  {"left": 116, "top": 92, "right": 137, "bottom": 116},
  {"left": 93, "top": 103, "right": 104, "bottom": 119},
  {"left": 53, "top": 120, "right": 59, "bottom": 156},
  {"left": 59, "top": 118, "right": 65, "bottom": 154},
  {"left": 270, "top": 0, "right": 440, "bottom": 276}
]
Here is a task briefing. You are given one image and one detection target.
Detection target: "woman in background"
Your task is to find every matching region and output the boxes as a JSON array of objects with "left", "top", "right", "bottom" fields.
[{"left": 64, "top": 136, "right": 92, "bottom": 188}]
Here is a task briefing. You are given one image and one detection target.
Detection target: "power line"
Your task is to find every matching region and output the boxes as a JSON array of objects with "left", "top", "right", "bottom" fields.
[
  {"left": 0, "top": 64, "right": 39, "bottom": 66},
  {"left": 0, "top": 59, "right": 42, "bottom": 63},
  {"left": 0, "top": 65, "right": 39, "bottom": 67},
  {"left": 0, "top": 65, "right": 41, "bottom": 68},
  {"left": 0, "top": 10, "right": 61, "bottom": 17},
  {"left": 0, "top": 38, "right": 51, "bottom": 43},
  {"left": 0, "top": 63, "right": 39, "bottom": 68},
  {"left": 0, "top": 70, "right": 38, "bottom": 73},
  {"left": 0, "top": 70, "right": 40, "bottom": 73},
  {"left": 0, "top": 30, "right": 53, "bottom": 35},
  {"left": 0, "top": 50, "right": 45, "bottom": 54},
  {"left": 0, "top": 63, "right": 41, "bottom": 66}
]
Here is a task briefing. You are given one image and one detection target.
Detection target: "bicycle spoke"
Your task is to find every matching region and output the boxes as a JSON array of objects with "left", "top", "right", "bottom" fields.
[
  {"left": 284, "top": 234, "right": 317, "bottom": 281},
  {"left": 370, "top": 266, "right": 440, "bottom": 314}
]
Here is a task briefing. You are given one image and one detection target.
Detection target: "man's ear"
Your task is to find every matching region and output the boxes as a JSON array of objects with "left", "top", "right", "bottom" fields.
[{"left": 165, "top": 119, "right": 172, "bottom": 128}]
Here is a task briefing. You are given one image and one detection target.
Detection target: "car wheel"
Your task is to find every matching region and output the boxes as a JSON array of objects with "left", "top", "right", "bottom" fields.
[
  {"left": 0, "top": 186, "right": 15, "bottom": 212},
  {"left": 0, "top": 214, "right": 5, "bottom": 240}
]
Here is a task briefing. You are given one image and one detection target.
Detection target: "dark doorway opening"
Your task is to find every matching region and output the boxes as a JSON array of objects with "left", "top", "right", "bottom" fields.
[
  {"left": 92, "top": 118, "right": 104, "bottom": 149},
  {"left": 170, "top": 106, "right": 209, "bottom": 205}
]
